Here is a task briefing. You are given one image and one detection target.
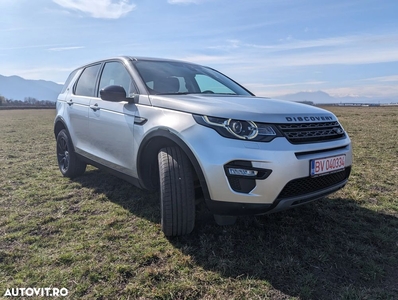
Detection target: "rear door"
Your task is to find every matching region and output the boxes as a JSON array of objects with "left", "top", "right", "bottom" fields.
[
  {"left": 67, "top": 63, "right": 101, "bottom": 155},
  {"left": 88, "top": 60, "right": 138, "bottom": 176}
]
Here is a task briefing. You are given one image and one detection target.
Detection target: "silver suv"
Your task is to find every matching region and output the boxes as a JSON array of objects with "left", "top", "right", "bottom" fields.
[{"left": 54, "top": 56, "right": 352, "bottom": 236}]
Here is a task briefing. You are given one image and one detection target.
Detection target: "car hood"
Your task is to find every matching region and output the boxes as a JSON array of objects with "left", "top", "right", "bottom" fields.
[{"left": 149, "top": 94, "right": 337, "bottom": 123}]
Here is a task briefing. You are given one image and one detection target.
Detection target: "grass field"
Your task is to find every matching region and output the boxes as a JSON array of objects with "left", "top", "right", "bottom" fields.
[{"left": 1, "top": 107, "right": 397, "bottom": 299}]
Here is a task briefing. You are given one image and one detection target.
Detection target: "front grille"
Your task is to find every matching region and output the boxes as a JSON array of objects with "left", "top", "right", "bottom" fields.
[
  {"left": 277, "top": 121, "right": 345, "bottom": 144},
  {"left": 277, "top": 167, "right": 351, "bottom": 200}
]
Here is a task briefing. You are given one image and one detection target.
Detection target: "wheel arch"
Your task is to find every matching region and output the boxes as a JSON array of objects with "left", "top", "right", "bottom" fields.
[
  {"left": 54, "top": 116, "right": 68, "bottom": 138},
  {"left": 54, "top": 117, "right": 80, "bottom": 155},
  {"left": 137, "top": 128, "right": 210, "bottom": 200}
]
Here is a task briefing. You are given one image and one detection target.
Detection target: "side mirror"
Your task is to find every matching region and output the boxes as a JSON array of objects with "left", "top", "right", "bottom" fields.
[{"left": 100, "top": 85, "right": 127, "bottom": 102}]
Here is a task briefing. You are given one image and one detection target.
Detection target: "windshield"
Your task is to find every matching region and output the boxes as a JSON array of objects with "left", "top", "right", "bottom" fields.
[{"left": 133, "top": 60, "right": 253, "bottom": 96}]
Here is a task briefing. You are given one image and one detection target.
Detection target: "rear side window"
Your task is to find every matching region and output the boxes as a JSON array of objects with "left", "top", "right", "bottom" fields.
[
  {"left": 74, "top": 64, "right": 101, "bottom": 97},
  {"left": 60, "top": 69, "right": 78, "bottom": 94}
]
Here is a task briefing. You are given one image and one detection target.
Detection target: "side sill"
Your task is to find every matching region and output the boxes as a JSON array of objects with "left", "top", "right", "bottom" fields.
[{"left": 76, "top": 153, "right": 143, "bottom": 189}]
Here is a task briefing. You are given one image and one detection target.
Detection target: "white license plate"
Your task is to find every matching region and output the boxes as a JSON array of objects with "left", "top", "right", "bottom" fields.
[{"left": 310, "top": 155, "right": 346, "bottom": 177}]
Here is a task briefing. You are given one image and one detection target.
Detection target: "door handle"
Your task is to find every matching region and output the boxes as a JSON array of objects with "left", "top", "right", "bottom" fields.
[
  {"left": 67, "top": 99, "right": 73, "bottom": 106},
  {"left": 90, "top": 103, "right": 100, "bottom": 111}
]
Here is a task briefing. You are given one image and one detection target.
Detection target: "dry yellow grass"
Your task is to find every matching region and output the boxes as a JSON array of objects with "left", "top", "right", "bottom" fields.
[{"left": 1, "top": 107, "right": 397, "bottom": 299}]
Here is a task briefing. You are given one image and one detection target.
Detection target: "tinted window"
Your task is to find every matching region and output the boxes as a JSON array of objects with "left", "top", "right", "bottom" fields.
[
  {"left": 74, "top": 64, "right": 101, "bottom": 97},
  {"left": 195, "top": 74, "right": 234, "bottom": 94},
  {"left": 133, "top": 60, "right": 252, "bottom": 96},
  {"left": 98, "top": 61, "right": 135, "bottom": 97},
  {"left": 60, "top": 69, "right": 78, "bottom": 94}
]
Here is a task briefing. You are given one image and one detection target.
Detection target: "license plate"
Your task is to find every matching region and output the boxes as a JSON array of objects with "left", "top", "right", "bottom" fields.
[{"left": 310, "top": 155, "right": 346, "bottom": 177}]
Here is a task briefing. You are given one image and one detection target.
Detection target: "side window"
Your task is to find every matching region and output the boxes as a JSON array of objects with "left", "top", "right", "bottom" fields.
[
  {"left": 74, "top": 64, "right": 101, "bottom": 97},
  {"left": 60, "top": 69, "right": 78, "bottom": 94},
  {"left": 195, "top": 74, "right": 234, "bottom": 94},
  {"left": 98, "top": 62, "right": 136, "bottom": 97}
]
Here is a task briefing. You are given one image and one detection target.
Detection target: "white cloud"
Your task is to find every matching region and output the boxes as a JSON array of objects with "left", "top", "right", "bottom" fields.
[
  {"left": 246, "top": 81, "right": 326, "bottom": 89},
  {"left": 208, "top": 36, "right": 359, "bottom": 52},
  {"left": 0, "top": 44, "right": 85, "bottom": 52},
  {"left": 0, "top": 44, "right": 60, "bottom": 51},
  {"left": 244, "top": 82, "right": 328, "bottom": 98},
  {"left": 0, "top": 27, "right": 27, "bottom": 32},
  {"left": 207, "top": 39, "right": 241, "bottom": 51},
  {"left": 247, "top": 35, "right": 359, "bottom": 51},
  {"left": 362, "top": 75, "right": 398, "bottom": 83},
  {"left": 173, "top": 33, "right": 398, "bottom": 99},
  {"left": 207, "top": 33, "right": 398, "bottom": 67},
  {"left": 324, "top": 86, "right": 398, "bottom": 98},
  {"left": 179, "top": 54, "right": 234, "bottom": 64},
  {"left": 52, "top": 0, "right": 136, "bottom": 19},
  {"left": 168, "top": 0, "right": 202, "bottom": 4},
  {"left": 48, "top": 46, "right": 85, "bottom": 51},
  {"left": 273, "top": 48, "right": 398, "bottom": 67},
  {"left": 249, "top": 83, "right": 398, "bottom": 99}
]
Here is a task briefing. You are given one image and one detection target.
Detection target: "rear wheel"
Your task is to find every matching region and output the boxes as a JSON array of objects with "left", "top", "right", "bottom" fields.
[
  {"left": 158, "top": 146, "right": 195, "bottom": 236},
  {"left": 56, "top": 129, "right": 86, "bottom": 178}
]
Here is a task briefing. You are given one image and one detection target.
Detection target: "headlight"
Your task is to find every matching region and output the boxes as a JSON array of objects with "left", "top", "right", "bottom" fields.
[{"left": 193, "top": 115, "right": 281, "bottom": 142}]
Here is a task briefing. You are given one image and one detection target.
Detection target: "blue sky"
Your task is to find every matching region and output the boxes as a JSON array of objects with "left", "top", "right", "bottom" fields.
[{"left": 1, "top": 0, "right": 398, "bottom": 99}]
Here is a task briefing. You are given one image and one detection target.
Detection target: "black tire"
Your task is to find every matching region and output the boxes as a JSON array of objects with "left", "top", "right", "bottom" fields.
[
  {"left": 56, "top": 129, "right": 86, "bottom": 178},
  {"left": 158, "top": 146, "right": 195, "bottom": 236}
]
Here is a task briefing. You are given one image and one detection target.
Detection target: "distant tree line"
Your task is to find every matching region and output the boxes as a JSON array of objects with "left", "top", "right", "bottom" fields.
[{"left": 0, "top": 95, "right": 55, "bottom": 107}]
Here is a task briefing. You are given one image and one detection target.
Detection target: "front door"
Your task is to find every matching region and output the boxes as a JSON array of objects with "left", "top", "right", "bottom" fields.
[{"left": 88, "top": 61, "right": 138, "bottom": 176}]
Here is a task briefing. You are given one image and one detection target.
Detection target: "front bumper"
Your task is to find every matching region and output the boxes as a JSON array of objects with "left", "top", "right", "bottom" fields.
[
  {"left": 181, "top": 125, "right": 352, "bottom": 215},
  {"left": 205, "top": 169, "right": 350, "bottom": 215}
]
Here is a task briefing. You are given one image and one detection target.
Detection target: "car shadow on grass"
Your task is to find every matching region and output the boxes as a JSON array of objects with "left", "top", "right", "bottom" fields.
[
  {"left": 73, "top": 168, "right": 161, "bottom": 221},
  {"left": 178, "top": 200, "right": 398, "bottom": 299},
  {"left": 74, "top": 169, "right": 398, "bottom": 300}
]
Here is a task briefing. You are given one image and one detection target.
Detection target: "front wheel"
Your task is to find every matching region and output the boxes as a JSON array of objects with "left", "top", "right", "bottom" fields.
[
  {"left": 56, "top": 129, "right": 86, "bottom": 178},
  {"left": 158, "top": 147, "right": 195, "bottom": 236}
]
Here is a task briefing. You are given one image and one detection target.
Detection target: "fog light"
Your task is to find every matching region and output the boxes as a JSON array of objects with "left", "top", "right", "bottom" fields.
[{"left": 228, "top": 168, "right": 258, "bottom": 177}]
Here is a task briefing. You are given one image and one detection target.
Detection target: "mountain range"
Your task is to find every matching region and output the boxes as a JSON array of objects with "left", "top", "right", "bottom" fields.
[
  {"left": 277, "top": 91, "right": 397, "bottom": 105},
  {"left": 0, "top": 74, "right": 397, "bottom": 104},
  {"left": 0, "top": 75, "right": 62, "bottom": 101}
]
